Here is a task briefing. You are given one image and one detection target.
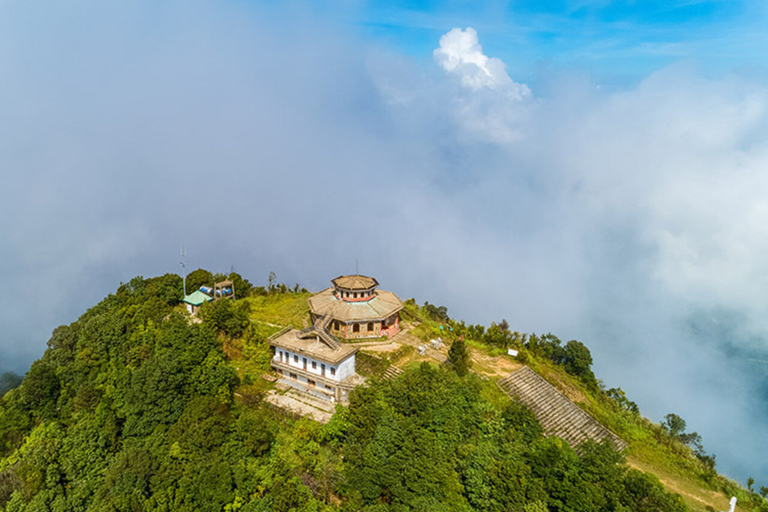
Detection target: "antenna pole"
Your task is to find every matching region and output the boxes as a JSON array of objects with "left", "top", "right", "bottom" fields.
[{"left": 180, "top": 246, "right": 187, "bottom": 296}]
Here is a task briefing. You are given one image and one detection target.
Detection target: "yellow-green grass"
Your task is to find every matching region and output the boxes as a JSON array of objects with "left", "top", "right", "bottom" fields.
[
  {"left": 627, "top": 456, "right": 730, "bottom": 512},
  {"left": 245, "top": 292, "right": 311, "bottom": 329}
]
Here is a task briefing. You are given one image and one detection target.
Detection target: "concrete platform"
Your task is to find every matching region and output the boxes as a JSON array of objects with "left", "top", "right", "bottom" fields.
[{"left": 264, "top": 384, "right": 336, "bottom": 424}]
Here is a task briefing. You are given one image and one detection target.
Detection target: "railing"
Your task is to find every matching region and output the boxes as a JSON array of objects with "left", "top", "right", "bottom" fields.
[
  {"left": 298, "top": 325, "right": 315, "bottom": 336},
  {"left": 297, "top": 315, "right": 342, "bottom": 350},
  {"left": 317, "top": 328, "right": 341, "bottom": 350},
  {"left": 268, "top": 326, "right": 291, "bottom": 341}
]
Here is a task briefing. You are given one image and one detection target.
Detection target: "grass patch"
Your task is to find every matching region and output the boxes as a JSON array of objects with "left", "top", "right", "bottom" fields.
[
  {"left": 356, "top": 351, "right": 390, "bottom": 377},
  {"left": 627, "top": 456, "right": 731, "bottom": 512},
  {"left": 245, "top": 292, "right": 311, "bottom": 328},
  {"left": 357, "top": 345, "right": 417, "bottom": 377}
]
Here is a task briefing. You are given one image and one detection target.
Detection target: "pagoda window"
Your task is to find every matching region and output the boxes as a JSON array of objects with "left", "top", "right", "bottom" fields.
[
  {"left": 294, "top": 355, "right": 299, "bottom": 363},
  {"left": 353, "top": 323, "right": 360, "bottom": 333},
  {"left": 312, "top": 361, "right": 317, "bottom": 369},
  {"left": 367, "top": 322, "right": 374, "bottom": 331}
]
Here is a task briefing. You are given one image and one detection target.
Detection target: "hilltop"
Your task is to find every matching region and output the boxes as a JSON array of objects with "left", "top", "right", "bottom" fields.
[{"left": 0, "top": 271, "right": 766, "bottom": 512}]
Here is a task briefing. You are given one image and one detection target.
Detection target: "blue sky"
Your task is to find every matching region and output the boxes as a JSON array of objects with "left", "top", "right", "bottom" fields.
[{"left": 345, "top": 0, "right": 766, "bottom": 85}]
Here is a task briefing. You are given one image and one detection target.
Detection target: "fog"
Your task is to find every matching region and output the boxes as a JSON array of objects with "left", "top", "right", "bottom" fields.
[{"left": 1, "top": 2, "right": 766, "bottom": 482}]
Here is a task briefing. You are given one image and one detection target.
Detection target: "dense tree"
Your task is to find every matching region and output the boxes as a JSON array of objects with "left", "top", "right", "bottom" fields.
[
  {"left": 0, "top": 373, "right": 22, "bottom": 397},
  {"left": 660, "top": 412, "right": 716, "bottom": 472},
  {"left": 342, "top": 364, "right": 688, "bottom": 512},
  {"left": 422, "top": 302, "right": 448, "bottom": 321},
  {"left": 605, "top": 387, "right": 639, "bottom": 414},
  {"left": 199, "top": 299, "right": 251, "bottom": 338},
  {"left": 227, "top": 272, "right": 253, "bottom": 299},
  {"left": 185, "top": 268, "right": 215, "bottom": 295},
  {"left": 447, "top": 338, "right": 471, "bottom": 377},
  {"left": 662, "top": 413, "right": 687, "bottom": 438},
  {"left": 19, "top": 361, "right": 60, "bottom": 420},
  {"left": 144, "top": 273, "right": 184, "bottom": 305},
  {"left": 0, "top": 273, "right": 697, "bottom": 512},
  {"left": 483, "top": 322, "right": 514, "bottom": 348},
  {"left": 560, "top": 340, "right": 599, "bottom": 391}
]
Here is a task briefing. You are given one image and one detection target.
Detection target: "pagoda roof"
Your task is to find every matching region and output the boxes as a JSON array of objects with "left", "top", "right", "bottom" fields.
[
  {"left": 308, "top": 287, "right": 403, "bottom": 322},
  {"left": 183, "top": 290, "right": 214, "bottom": 306},
  {"left": 332, "top": 274, "right": 379, "bottom": 290}
]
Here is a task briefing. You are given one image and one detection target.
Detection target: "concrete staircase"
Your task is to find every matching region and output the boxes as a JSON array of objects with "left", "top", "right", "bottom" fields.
[
  {"left": 382, "top": 323, "right": 401, "bottom": 338},
  {"left": 264, "top": 387, "right": 334, "bottom": 424},
  {"left": 382, "top": 365, "right": 404, "bottom": 380},
  {"left": 299, "top": 315, "right": 342, "bottom": 350},
  {"left": 498, "top": 366, "right": 627, "bottom": 451}
]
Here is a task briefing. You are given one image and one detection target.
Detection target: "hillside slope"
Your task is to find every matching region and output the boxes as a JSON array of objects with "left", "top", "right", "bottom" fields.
[{"left": 0, "top": 273, "right": 765, "bottom": 512}]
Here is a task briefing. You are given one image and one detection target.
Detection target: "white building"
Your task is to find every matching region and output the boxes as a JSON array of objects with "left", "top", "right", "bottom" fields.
[{"left": 269, "top": 328, "right": 364, "bottom": 403}]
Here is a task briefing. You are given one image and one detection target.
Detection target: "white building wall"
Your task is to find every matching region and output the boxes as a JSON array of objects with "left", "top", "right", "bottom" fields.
[
  {"left": 275, "top": 348, "right": 352, "bottom": 383},
  {"left": 336, "top": 355, "right": 356, "bottom": 381}
]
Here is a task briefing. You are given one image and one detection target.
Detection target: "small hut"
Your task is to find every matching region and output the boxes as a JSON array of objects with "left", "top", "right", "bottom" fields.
[{"left": 183, "top": 289, "right": 214, "bottom": 314}]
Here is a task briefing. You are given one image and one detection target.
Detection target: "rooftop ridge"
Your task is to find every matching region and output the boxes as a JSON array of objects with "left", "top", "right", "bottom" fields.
[{"left": 332, "top": 274, "right": 379, "bottom": 290}]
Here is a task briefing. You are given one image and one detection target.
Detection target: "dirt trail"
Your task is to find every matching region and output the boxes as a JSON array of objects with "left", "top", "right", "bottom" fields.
[
  {"left": 468, "top": 347, "right": 522, "bottom": 377},
  {"left": 626, "top": 457, "right": 730, "bottom": 512}
]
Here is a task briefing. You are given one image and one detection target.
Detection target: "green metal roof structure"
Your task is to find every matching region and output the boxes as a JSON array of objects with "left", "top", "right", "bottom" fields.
[{"left": 183, "top": 290, "right": 214, "bottom": 306}]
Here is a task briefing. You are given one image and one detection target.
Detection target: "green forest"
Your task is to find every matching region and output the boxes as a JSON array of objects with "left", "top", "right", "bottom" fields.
[{"left": 0, "top": 272, "right": 766, "bottom": 511}]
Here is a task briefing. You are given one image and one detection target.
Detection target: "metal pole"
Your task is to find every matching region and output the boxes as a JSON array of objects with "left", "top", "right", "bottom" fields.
[{"left": 180, "top": 261, "right": 186, "bottom": 296}]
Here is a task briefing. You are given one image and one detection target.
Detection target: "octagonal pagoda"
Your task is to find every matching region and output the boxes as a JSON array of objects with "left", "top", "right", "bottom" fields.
[{"left": 308, "top": 274, "right": 403, "bottom": 339}]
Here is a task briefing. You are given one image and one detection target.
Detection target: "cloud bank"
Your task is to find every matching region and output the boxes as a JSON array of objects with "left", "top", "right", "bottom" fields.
[{"left": 0, "top": 3, "right": 766, "bottom": 482}]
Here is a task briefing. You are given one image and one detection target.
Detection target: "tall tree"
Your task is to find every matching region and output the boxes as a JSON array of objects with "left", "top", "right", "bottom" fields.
[{"left": 447, "top": 338, "right": 471, "bottom": 377}]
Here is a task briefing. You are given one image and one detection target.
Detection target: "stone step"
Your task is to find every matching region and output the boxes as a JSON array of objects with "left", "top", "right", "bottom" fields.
[
  {"left": 497, "top": 366, "right": 628, "bottom": 452},
  {"left": 264, "top": 390, "right": 334, "bottom": 424},
  {"left": 382, "top": 365, "right": 404, "bottom": 380},
  {"left": 285, "top": 388, "right": 336, "bottom": 413}
]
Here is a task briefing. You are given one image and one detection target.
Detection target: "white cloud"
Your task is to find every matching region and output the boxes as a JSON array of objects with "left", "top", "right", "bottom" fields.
[
  {"left": 434, "top": 27, "right": 531, "bottom": 100},
  {"left": 2, "top": 4, "right": 768, "bottom": 483}
]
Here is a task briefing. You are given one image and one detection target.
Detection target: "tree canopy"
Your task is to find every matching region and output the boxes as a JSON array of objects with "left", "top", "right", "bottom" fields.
[{"left": 0, "top": 272, "right": 704, "bottom": 512}]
